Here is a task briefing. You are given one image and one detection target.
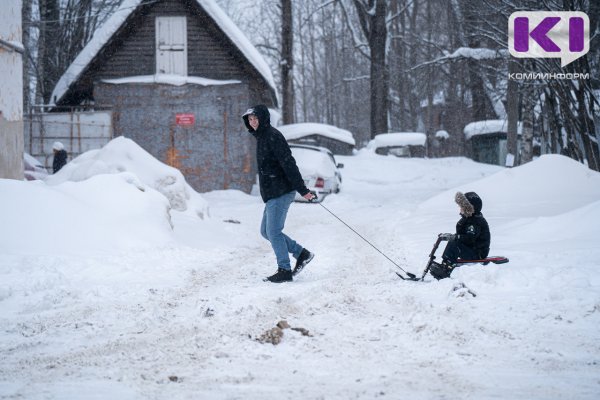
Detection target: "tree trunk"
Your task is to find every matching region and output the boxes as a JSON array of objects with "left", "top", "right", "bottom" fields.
[
  {"left": 369, "top": 0, "right": 388, "bottom": 136},
  {"left": 520, "top": 83, "right": 534, "bottom": 164},
  {"left": 298, "top": 3, "right": 308, "bottom": 122},
  {"left": 506, "top": 60, "right": 519, "bottom": 166},
  {"left": 406, "top": 0, "right": 419, "bottom": 131},
  {"left": 425, "top": 0, "right": 434, "bottom": 155},
  {"left": 281, "top": 0, "right": 294, "bottom": 124},
  {"left": 353, "top": 0, "right": 388, "bottom": 137},
  {"left": 22, "top": 0, "right": 32, "bottom": 111},
  {"left": 37, "top": 0, "right": 60, "bottom": 104},
  {"left": 575, "top": 79, "right": 600, "bottom": 171}
]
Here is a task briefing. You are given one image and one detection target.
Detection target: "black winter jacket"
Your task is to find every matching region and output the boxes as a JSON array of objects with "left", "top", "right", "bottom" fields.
[
  {"left": 53, "top": 149, "right": 67, "bottom": 173},
  {"left": 243, "top": 105, "right": 309, "bottom": 202},
  {"left": 456, "top": 213, "right": 490, "bottom": 258}
]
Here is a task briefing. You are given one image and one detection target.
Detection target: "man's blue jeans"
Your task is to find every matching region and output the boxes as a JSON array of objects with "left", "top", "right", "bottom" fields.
[{"left": 260, "top": 191, "right": 303, "bottom": 270}]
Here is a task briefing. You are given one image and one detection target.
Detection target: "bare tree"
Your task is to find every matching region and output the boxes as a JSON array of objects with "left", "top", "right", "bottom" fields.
[
  {"left": 220, "top": 0, "right": 599, "bottom": 164},
  {"left": 352, "top": 0, "right": 389, "bottom": 137},
  {"left": 281, "top": 0, "right": 295, "bottom": 124},
  {"left": 22, "top": 0, "right": 34, "bottom": 111},
  {"left": 37, "top": 0, "right": 60, "bottom": 104},
  {"left": 506, "top": 60, "right": 519, "bottom": 165},
  {"left": 26, "top": 0, "right": 122, "bottom": 106}
]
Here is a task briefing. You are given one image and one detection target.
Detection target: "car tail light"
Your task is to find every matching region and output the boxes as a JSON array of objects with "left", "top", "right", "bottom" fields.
[{"left": 315, "top": 177, "right": 325, "bottom": 188}]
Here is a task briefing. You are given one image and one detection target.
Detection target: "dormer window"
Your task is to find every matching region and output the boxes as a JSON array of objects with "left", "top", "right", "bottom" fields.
[{"left": 155, "top": 16, "right": 187, "bottom": 75}]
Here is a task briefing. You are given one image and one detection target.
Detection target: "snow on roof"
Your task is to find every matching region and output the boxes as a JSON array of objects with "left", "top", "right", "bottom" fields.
[
  {"left": 102, "top": 74, "right": 241, "bottom": 86},
  {"left": 435, "top": 130, "right": 449, "bottom": 139},
  {"left": 278, "top": 123, "right": 356, "bottom": 146},
  {"left": 367, "top": 132, "right": 426, "bottom": 148},
  {"left": 198, "top": 0, "right": 275, "bottom": 92},
  {"left": 50, "top": 0, "right": 276, "bottom": 105},
  {"left": 464, "top": 119, "right": 523, "bottom": 140},
  {"left": 268, "top": 108, "right": 282, "bottom": 127}
]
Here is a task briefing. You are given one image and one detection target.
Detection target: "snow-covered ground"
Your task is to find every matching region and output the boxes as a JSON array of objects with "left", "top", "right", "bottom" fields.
[{"left": 1, "top": 146, "right": 600, "bottom": 399}]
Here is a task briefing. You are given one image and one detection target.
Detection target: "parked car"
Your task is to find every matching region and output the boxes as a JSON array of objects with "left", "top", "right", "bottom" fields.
[
  {"left": 23, "top": 153, "right": 49, "bottom": 181},
  {"left": 289, "top": 144, "right": 343, "bottom": 202}
]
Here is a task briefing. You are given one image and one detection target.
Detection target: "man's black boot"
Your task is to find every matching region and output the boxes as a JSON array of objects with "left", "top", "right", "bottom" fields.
[
  {"left": 293, "top": 249, "right": 315, "bottom": 276},
  {"left": 264, "top": 268, "right": 293, "bottom": 283}
]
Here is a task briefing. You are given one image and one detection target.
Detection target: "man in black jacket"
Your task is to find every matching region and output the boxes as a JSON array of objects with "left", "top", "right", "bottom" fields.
[
  {"left": 242, "top": 105, "right": 316, "bottom": 283},
  {"left": 430, "top": 191, "right": 491, "bottom": 280}
]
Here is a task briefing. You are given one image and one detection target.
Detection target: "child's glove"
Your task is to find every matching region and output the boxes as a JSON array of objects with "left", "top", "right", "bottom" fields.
[{"left": 439, "top": 233, "right": 456, "bottom": 241}]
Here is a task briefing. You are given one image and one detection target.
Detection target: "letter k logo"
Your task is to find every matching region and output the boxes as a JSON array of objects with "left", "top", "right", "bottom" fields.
[
  {"left": 515, "top": 17, "right": 560, "bottom": 52},
  {"left": 514, "top": 17, "right": 561, "bottom": 52}
]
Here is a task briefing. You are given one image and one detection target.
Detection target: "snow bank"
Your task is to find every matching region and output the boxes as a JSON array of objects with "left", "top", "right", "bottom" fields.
[
  {"left": 501, "top": 199, "right": 600, "bottom": 246},
  {"left": 0, "top": 173, "right": 173, "bottom": 256},
  {"left": 45, "top": 136, "right": 209, "bottom": 219},
  {"left": 279, "top": 123, "right": 356, "bottom": 146},
  {"left": 419, "top": 154, "right": 600, "bottom": 219},
  {"left": 1, "top": 152, "right": 599, "bottom": 399}
]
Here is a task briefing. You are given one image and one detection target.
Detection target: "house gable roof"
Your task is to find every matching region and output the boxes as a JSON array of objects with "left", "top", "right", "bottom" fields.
[{"left": 50, "top": 0, "right": 276, "bottom": 105}]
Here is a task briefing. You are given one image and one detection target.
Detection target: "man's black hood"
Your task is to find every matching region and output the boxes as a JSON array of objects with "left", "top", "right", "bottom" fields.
[{"left": 242, "top": 104, "right": 271, "bottom": 133}]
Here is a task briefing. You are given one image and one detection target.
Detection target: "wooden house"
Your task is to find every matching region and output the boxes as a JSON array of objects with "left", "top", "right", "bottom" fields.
[{"left": 50, "top": 0, "right": 277, "bottom": 193}]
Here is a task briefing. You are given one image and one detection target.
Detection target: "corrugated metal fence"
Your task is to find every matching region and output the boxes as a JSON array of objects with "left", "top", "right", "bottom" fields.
[{"left": 24, "top": 106, "right": 113, "bottom": 170}]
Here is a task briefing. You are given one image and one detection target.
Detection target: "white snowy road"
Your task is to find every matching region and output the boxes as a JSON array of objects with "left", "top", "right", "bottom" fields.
[{"left": 1, "top": 153, "right": 600, "bottom": 399}]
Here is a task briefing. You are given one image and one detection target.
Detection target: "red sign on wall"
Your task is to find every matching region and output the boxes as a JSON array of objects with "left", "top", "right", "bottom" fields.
[{"left": 176, "top": 113, "right": 195, "bottom": 126}]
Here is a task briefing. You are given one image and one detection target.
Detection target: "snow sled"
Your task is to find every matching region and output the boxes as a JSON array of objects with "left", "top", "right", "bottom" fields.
[{"left": 402, "top": 234, "right": 509, "bottom": 281}]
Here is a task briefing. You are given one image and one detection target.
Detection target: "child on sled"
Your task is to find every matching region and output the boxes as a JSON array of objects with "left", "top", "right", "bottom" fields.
[{"left": 429, "top": 191, "right": 491, "bottom": 280}]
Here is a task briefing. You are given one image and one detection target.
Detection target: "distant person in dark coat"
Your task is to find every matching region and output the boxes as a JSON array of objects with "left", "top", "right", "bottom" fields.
[
  {"left": 430, "top": 191, "right": 491, "bottom": 280},
  {"left": 52, "top": 141, "right": 68, "bottom": 173},
  {"left": 242, "top": 105, "right": 316, "bottom": 283}
]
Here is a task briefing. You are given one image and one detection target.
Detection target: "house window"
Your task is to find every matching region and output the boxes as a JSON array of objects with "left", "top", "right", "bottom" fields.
[{"left": 156, "top": 16, "right": 187, "bottom": 75}]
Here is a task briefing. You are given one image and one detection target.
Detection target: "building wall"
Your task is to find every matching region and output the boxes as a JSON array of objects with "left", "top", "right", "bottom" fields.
[
  {"left": 95, "top": 81, "right": 255, "bottom": 193},
  {"left": 0, "top": 118, "right": 24, "bottom": 179},
  {"left": 0, "top": 0, "right": 24, "bottom": 179}
]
